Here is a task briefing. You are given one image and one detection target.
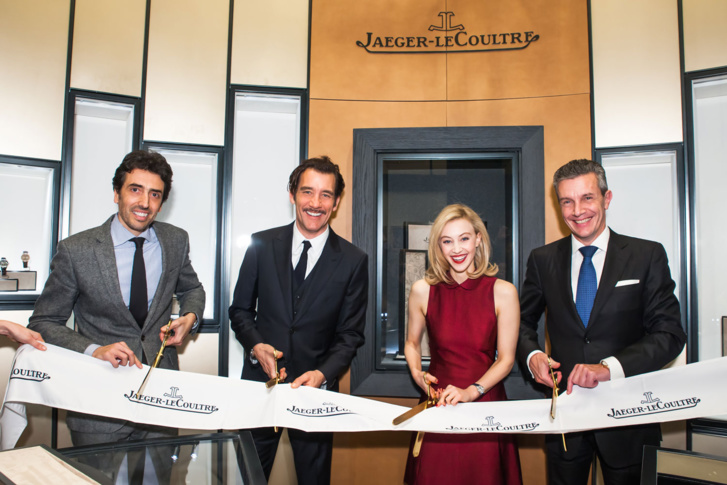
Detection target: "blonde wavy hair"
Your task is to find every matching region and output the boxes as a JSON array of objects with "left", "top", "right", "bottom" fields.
[{"left": 425, "top": 204, "right": 498, "bottom": 285}]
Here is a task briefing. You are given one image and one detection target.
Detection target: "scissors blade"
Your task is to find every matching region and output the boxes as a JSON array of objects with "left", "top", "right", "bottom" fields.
[
  {"left": 135, "top": 320, "right": 172, "bottom": 398},
  {"left": 265, "top": 375, "right": 280, "bottom": 389},
  {"left": 393, "top": 400, "right": 430, "bottom": 426},
  {"left": 135, "top": 366, "right": 154, "bottom": 398},
  {"left": 547, "top": 355, "right": 559, "bottom": 419},
  {"left": 412, "top": 431, "right": 425, "bottom": 457}
]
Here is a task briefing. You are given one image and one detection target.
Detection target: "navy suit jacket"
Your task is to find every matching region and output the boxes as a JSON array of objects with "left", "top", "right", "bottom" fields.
[
  {"left": 518, "top": 230, "right": 686, "bottom": 466},
  {"left": 229, "top": 223, "right": 368, "bottom": 390}
]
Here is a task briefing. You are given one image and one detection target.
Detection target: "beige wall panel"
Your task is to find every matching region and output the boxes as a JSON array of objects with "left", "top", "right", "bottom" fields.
[
  {"left": 446, "top": 0, "right": 590, "bottom": 100},
  {"left": 447, "top": 94, "right": 592, "bottom": 244},
  {"left": 0, "top": 0, "right": 69, "bottom": 160},
  {"left": 71, "top": 0, "right": 146, "bottom": 97},
  {"left": 144, "top": 0, "right": 228, "bottom": 146},
  {"left": 591, "top": 0, "right": 683, "bottom": 147},
  {"left": 683, "top": 0, "right": 727, "bottom": 72},
  {"left": 178, "top": 332, "right": 219, "bottom": 376},
  {"left": 692, "top": 433, "right": 727, "bottom": 459},
  {"left": 308, "top": 99, "right": 448, "bottom": 239},
  {"left": 310, "top": 0, "right": 448, "bottom": 101},
  {"left": 231, "top": 0, "right": 308, "bottom": 88}
]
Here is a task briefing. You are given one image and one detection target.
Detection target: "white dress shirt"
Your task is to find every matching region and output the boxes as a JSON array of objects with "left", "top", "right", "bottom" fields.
[{"left": 291, "top": 224, "right": 329, "bottom": 277}]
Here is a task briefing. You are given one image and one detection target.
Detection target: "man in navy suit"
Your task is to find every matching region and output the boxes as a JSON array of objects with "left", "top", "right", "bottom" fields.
[
  {"left": 518, "top": 159, "right": 686, "bottom": 485},
  {"left": 229, "top": 156, "right": 368, "bottom": 485}
]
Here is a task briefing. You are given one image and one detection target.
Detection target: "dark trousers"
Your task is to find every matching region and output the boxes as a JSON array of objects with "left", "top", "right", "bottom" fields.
[
  {"left": 71, "top": 423, "right": 177, "bottom": 484},
  {"left": 546, "top": 431, "right": 644, "bottom": 485},
  {"left": 250, "top": 427, "right": 333, "bottom": 485}
]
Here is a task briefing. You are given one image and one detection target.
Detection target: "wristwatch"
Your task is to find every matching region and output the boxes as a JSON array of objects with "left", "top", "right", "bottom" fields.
[{"left": 471, "top": 383, "right": 485, "bottom": 397}]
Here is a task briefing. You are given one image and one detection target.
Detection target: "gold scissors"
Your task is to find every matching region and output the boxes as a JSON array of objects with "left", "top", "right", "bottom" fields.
[
  {"left": 136, "top": 320, "right": 173, "bottom": 398},
  {"left": 548, "top": 356, "right": 567, "bottom": 452},
  {"left": 264, "top": 348, "right": 283, "bottom": 432},
  {"left": 265, "top": 348, "right": 284, "bottom": 389},
  {"left": 392, "top": 373, "right": 437, "bottom": 457}
]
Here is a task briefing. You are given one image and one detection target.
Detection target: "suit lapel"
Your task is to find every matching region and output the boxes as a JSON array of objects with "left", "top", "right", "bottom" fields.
[
  {"left": 94, "top": 217, "right": 139, "bottom": 328},
  {"left": 273, "top": 224, "right": 295, "bottom": 321},
  {"left": 589, "top": 231, "right": 628, "bottom": 328}
]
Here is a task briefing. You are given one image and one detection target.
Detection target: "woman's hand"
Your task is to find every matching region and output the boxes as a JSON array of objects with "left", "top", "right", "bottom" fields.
[
  {"left": 415, "top": 370, "right": 438, "bottom": 393},
  {"left": 437, "top": 384, "right": 479, "bottom": 406}
]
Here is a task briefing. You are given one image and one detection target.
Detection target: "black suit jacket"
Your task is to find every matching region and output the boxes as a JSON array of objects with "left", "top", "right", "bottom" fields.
[
  {"left": 229, "top": 223, "right": 368, "bottom": 390},
  {"left": 518, "top": 230, "right": 686, "bottom": 466}
]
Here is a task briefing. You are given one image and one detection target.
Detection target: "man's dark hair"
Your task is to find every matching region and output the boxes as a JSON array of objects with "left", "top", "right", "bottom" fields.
[
  {"left": 112, "top": 150, "right": 174, "bottom": 202},
  {"left": 553, "top": 159, "right": 609, "bottom": 196},
  {"left": 287, "top": 155, "right": 345, "bottom": 200}
]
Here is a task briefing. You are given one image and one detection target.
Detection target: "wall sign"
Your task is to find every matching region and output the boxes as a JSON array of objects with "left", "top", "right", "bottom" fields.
[{"left": 356, "top": 11, "right": 539, "bottom": 54}]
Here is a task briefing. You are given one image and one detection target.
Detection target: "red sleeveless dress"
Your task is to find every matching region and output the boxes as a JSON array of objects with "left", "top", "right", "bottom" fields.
[{"left": 404, "top": 275, "right": 522, "bottom": 485}]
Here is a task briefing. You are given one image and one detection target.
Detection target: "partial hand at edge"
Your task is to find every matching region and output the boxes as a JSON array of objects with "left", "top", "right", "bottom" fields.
[
  {"left": 0, "top": 320, "right": 46, "bottom": 351},
  {"left": 92, "top": 341, "right": 142, "bottom": 369}
]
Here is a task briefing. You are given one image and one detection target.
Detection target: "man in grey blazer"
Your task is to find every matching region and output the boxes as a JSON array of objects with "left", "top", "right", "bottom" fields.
[
  {"left": 29, "top": 150, "right": 205, "bottom": 451},
  {"left": 518, "top": 159, "right": 686, "bottom": 485},
  {"left": 229, "top": 156, "right": 368, "bottom": 485}
]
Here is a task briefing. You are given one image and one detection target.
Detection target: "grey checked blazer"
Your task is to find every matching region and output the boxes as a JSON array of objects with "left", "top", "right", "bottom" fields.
[{"left": 29, "top": 215, "right": 205, "bottom": 433}]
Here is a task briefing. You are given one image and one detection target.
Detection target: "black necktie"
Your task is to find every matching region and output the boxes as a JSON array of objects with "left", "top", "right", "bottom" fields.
[
  {"left": 129, "top": 237, "right": 148, "bottom": 328},
  {"left": 576, "top": 246, "right": 598, "bottom": 327},
  {"left": 294, "top": 241, "right": 311, "bottom": 289}
]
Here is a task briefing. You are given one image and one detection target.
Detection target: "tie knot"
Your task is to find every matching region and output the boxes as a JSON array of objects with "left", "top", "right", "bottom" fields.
[
  {"left": 301, "top": 240, "right": 311, "bottom": 253},
  {"left": 579, "top": 246, "right": 598, "bottom": 259},
  {"left": 131, "top": 237, "right": 145, "bottom": 249}
]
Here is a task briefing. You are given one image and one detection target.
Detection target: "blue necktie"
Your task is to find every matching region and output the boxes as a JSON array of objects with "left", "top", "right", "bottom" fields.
[{"left": 576, "top": 246, "right": 598, "bottom": 327}]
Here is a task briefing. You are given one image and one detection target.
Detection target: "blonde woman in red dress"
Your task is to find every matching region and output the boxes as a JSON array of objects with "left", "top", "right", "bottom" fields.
[{"left": 404, "top": 204, "right": 522, "bottom": 485}]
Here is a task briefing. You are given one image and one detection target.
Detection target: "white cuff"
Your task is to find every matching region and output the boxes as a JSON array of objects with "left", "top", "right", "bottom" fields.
[{"left": 601, "top": 356, "right": 624, "bottom": 380}]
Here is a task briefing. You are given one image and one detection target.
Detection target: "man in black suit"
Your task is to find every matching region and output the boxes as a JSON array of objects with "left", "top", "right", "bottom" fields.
[
  {"left": 518, "top": 159, "right": 686, "bottom": 485},
  {"left": 229, "top": 156, "right": 368, "bottom": 485}
]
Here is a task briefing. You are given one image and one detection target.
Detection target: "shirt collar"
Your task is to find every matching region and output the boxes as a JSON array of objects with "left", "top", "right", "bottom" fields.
[
  {"left": 111, "top": 214, "right": 157, "bottom": 247},
  {"left": 571, "top": 226, "right": 610, "bottom": 255},
  {"left": 292, "top": 223, "right": 330, "bottom": 252}
]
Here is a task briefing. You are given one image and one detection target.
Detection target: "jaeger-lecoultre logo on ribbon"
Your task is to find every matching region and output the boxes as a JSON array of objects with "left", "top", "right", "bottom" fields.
[
  {"left": 287, "top": 402, "right": 354, "bottom": 417},
  {"left": 607, "top": 392, "right": 700, "bottom": 419},
  {"left": 125, "top": 386, "right": 219, "bottom": 414},
  {"left": 10, "top": 368, "right": 50, "bottom": 382},
  {"left": 447, "top": 416, "right": 540, "bottom": 432}
]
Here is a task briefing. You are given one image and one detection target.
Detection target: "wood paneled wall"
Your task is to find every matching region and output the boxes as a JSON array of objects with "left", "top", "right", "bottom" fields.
[{"left": 307, "top": 1, "right": 591, "bottom": 482}]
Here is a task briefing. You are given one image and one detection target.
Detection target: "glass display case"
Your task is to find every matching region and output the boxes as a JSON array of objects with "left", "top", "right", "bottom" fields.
[
  {"left": 59, "top": 432, "right": 265, "bottom": 485},
  {"left": 350, "top": 126, "right": 545, "bottom": 399}
]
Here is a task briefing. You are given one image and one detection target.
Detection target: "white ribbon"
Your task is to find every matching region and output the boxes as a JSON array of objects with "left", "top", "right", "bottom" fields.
[{"left": 2, "top": 344, "right": 726, "bottom": 450}]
